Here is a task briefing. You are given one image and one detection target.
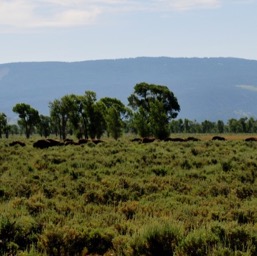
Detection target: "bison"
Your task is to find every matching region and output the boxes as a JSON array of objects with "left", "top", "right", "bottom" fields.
[
  {"left": 142, "top": 137, "right": 155, "bottom": 143},
  {"left": 131, "top": 138, "right": 142, "bottom": 142},
  {"left": 47, "top": 139, "right": 64, "bottom": 146},
  {"left": 78, "top": 139, "right": 88, "bottom": 145},
  {"left": 245, "top": 137, "right": 257, "bottom": 142},
  {"left": 212, "top": 136, "right": 226, "bottom": 141},
  {"left": 9, "top": 141, "right": 26, "bottom": 147},
  {"left": 33, "top": 139, "right": 51, "bottom": 149},
  {"left": 64, "top": 139, "right": 79, "bottom": 145},
  {"left": 186, "top": 137, "right": 201, "bottom": 142}
]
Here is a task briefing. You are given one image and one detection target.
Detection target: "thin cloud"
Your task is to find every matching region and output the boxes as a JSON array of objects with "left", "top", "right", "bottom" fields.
[
  {"left": 236, "top": 85, "right": 257, "bottom": 92},
  {"left": 0, "top": 0, "right": 245, "bottom": 30},
  {"left": 0, "top": 0, "right": 102, "bottom": 29}
]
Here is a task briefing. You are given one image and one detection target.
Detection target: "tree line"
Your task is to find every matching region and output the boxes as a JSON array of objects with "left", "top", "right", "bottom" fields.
[
  {"left": 170, "top": 117, "right": 257, "bottom": 134},
  {"left": 0, "top": 82, "right": 257, "bottom": 140}
]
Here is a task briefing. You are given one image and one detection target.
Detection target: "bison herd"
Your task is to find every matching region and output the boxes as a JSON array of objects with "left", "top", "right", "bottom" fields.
[
  {"left": 8, "top": 138, "right": 104, "bottom": 149},
  {"left": 131, "top": 136, "right": 257, "bottom": 143},
  {"left": 7, "top": 136, "right": 257, "bottom": 148},
  {"left": 131, "top": 136, "right": 211, "bottom": 143}
]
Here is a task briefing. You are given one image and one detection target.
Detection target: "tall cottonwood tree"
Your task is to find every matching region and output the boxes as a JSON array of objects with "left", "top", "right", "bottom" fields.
[
  {"left": 37, "top": 115, "right": 51, "bottom": 138},
  {"left": 99, "top": 97, "right": 127, "bottom": 140},
  {"left": 12, "top": 103, "right": 40, "bottom": 138},
  {"left": 77, "top": 91, "right": 106, "bottom": 139},
  {"left": 128, "top": 82, "right": 180, "bottom": 139},
  {"left": 49, "top": 95, "right": 76, "bottom": 140},
  {"left": 0, "top": 113, "right": 7, "bottom": 138}
]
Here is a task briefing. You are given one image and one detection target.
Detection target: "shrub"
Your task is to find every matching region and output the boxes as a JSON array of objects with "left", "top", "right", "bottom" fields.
[
  {"left": 211, "top": 224, "right": 257, "bottom": 254},
  {"left": 225, "top": 227, "right": 251, "bottom": 252},
  {"left": 112, "top": 235, "right": 133, "bottom": 256},
  {"left": 179, "top": 228, "right": 218, "bottom": 256},
  {"left": 236, "top": 186, "right": 253, "bottom": 199},
  {"left": 119, "top": 201, "right": 139, "bottom": 220},
  {"left": 181, "top": 159, "right": 192, "bottom": 170},
  {"left": 222, "top": 161, "right": 233, "bottom": 172},
  {"left": 131, "top": 222, "right": 181, "bottom": 256},
  {"left": 85, "top": 228, "right": 114, "bottom": 255},
  {"left": 0, "top": 215, "right": 39, "bottom": 255},
  {"left": 152, "top": 167, "right": 167, "bottom": 176},
  {"left": 0, "top": 216, "right": 19, "bottom": 255}
]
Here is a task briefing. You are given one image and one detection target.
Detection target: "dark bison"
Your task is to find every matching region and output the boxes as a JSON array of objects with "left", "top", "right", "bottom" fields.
[
  {"left": 245, "top": 137, "right": 257, "bottom": 142},
  {"left": 47, "top": 139, "right": 64, "bottom": 146},
  {"left": 9, "top": 141, "right": 26, "bottom": 147},
  {"left": 78, "top": 139, "right": 88, "bottom": 145},
  {"left": 186, "top": 137, "right": 201, "bottom": 142},
  {"left": 142, "top": 137, "right": 155, "bottom": 143},
  {"left": 64, "top": 139, "right": 79, "bottom": 145},
  {"left": 33, "top": 139, "right": 51, "bottom": 149},
  {"left": 212, "top": 136, "right": 226, "bottom": 141}
]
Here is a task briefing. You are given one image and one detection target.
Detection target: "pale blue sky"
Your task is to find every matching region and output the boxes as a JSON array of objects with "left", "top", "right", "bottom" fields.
[{"left": 1, "top": 0, "right": 257, "bottom": 64}]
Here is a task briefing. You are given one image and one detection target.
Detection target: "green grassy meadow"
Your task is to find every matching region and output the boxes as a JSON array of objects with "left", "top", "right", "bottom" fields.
[{"left": 1, "top": 135, "right": 257, "bottom": 255}]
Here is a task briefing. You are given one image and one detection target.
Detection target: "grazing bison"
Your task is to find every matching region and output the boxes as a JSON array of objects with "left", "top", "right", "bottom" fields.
[
  {"left": 9, "top": 141, "right": 26, "bottom": 147},
  {"left": 78, "top": 139, "right": 88, "bottom": 145},
  {"left": 33, "top": 139, "right": 51, "bottom": 149},
  {"left": 64, "top": 139, "right": 79, "bottom": 145},
  {"left": 245, "top": 137, "right": 257, "bottom": 142},
  {"left": 47, "top": 139, "right": 64, "bottom": 146},
  {"left": 131, "top": 138, "right": 142, "bottom": 142},
  {"left": 142, "top": 137, "right": 155, "bottom": 143},
  {"left": 212, "top": 136, "right": 226, "bottom": 141},
  {"left": 186, "top": 137, "right": 201, "bottom": 142}
]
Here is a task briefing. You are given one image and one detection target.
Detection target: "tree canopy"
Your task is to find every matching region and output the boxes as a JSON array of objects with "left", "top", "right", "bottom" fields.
[
  {"left": 12, "top": 103, "right": 39, "bottom": 138},
  {"left": 128, "top": 82, "right": 180, "bottom": 139}
]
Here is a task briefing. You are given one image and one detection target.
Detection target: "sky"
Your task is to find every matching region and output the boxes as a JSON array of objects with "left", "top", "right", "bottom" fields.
[{"left": 1, "top": 0, "right": 257, "bottom": 64}]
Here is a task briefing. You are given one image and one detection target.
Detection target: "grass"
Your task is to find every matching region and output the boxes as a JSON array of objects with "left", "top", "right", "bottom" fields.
[{"left": 1, "top": 135, "right": 257, "bottom": 255}]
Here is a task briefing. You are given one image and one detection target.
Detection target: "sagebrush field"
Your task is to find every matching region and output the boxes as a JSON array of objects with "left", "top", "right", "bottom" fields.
[{"left": 1, "top": 135, "right": 257, "bottom": 255}]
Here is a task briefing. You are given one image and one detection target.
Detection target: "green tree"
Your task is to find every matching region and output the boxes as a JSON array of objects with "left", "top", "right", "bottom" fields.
[
  {"left": 132, "top": 106, "right": 151, "bottom": 137},
  {"left": 128, "top": 82, "right": 180, "bottom": 139},
  {"left": 80, "top": 91, "right": 98, "bottom": 139},
  {"left": 0, "top": 113, "right": 7, "bottom": 138},
  {"left": 92, "top": 101, "right": 106, "bottom": 139},
  {"left": 12, "top": 103, "right": 40, "bottom": 138},
  {"left": 49, "top": 95, "right": 76, "bottom": 140},
  {"left": 78, "top": 91, "right": 106, "bottom": 139},
  {"left": 201, "top": 120, "right": 216, "bottom": 133},
  {"left": 238, "top": 117, "right": 248, "bottom": 133},
  {"left": 55, "top": 94, "right": 83, "bottom": 139},
  {"left": 170, "top": 119, "right": 184, "bottom": 133},
  {"left": 9, "top": 124, "right": 20, "bottom": 136},
  {"left": 228, "top": 118, "right": 239, "bottom": 133},
  {"left": 105, "top": 107, "right": 123, "bottom": 139},
  {"left": 99, "top": 97, "right": 127, "bottom": 140},
  {"left": 149, "top": 100, "right": 170, "bottom": 140},
  {"left": 217, "top": 120, "right": 225, "bottom": 133},
  {"left": 37, "top": 115, "right": 51, "bottom": 138},
  {"left": 246, "top": 117, "right": 257, "bottom": 133}
]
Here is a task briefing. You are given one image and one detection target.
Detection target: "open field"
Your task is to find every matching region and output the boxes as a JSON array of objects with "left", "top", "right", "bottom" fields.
[{"left": 1, "top": 135, "right": 257, "bottom": 255}]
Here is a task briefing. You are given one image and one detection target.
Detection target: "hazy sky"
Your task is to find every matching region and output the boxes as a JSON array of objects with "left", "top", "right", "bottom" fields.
[{"left": 1, "top": 0, "right": 257, "bottom": 63}]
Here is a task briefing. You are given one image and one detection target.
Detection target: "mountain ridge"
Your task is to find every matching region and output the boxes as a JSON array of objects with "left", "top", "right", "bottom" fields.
[{"left": 1, "top": 57, "right": 257, "bottom": 122}]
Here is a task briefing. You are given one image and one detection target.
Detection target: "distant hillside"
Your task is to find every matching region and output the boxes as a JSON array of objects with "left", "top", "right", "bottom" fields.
[{"left": 1, "top": 57, "right": 257, "bottom": 122}]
